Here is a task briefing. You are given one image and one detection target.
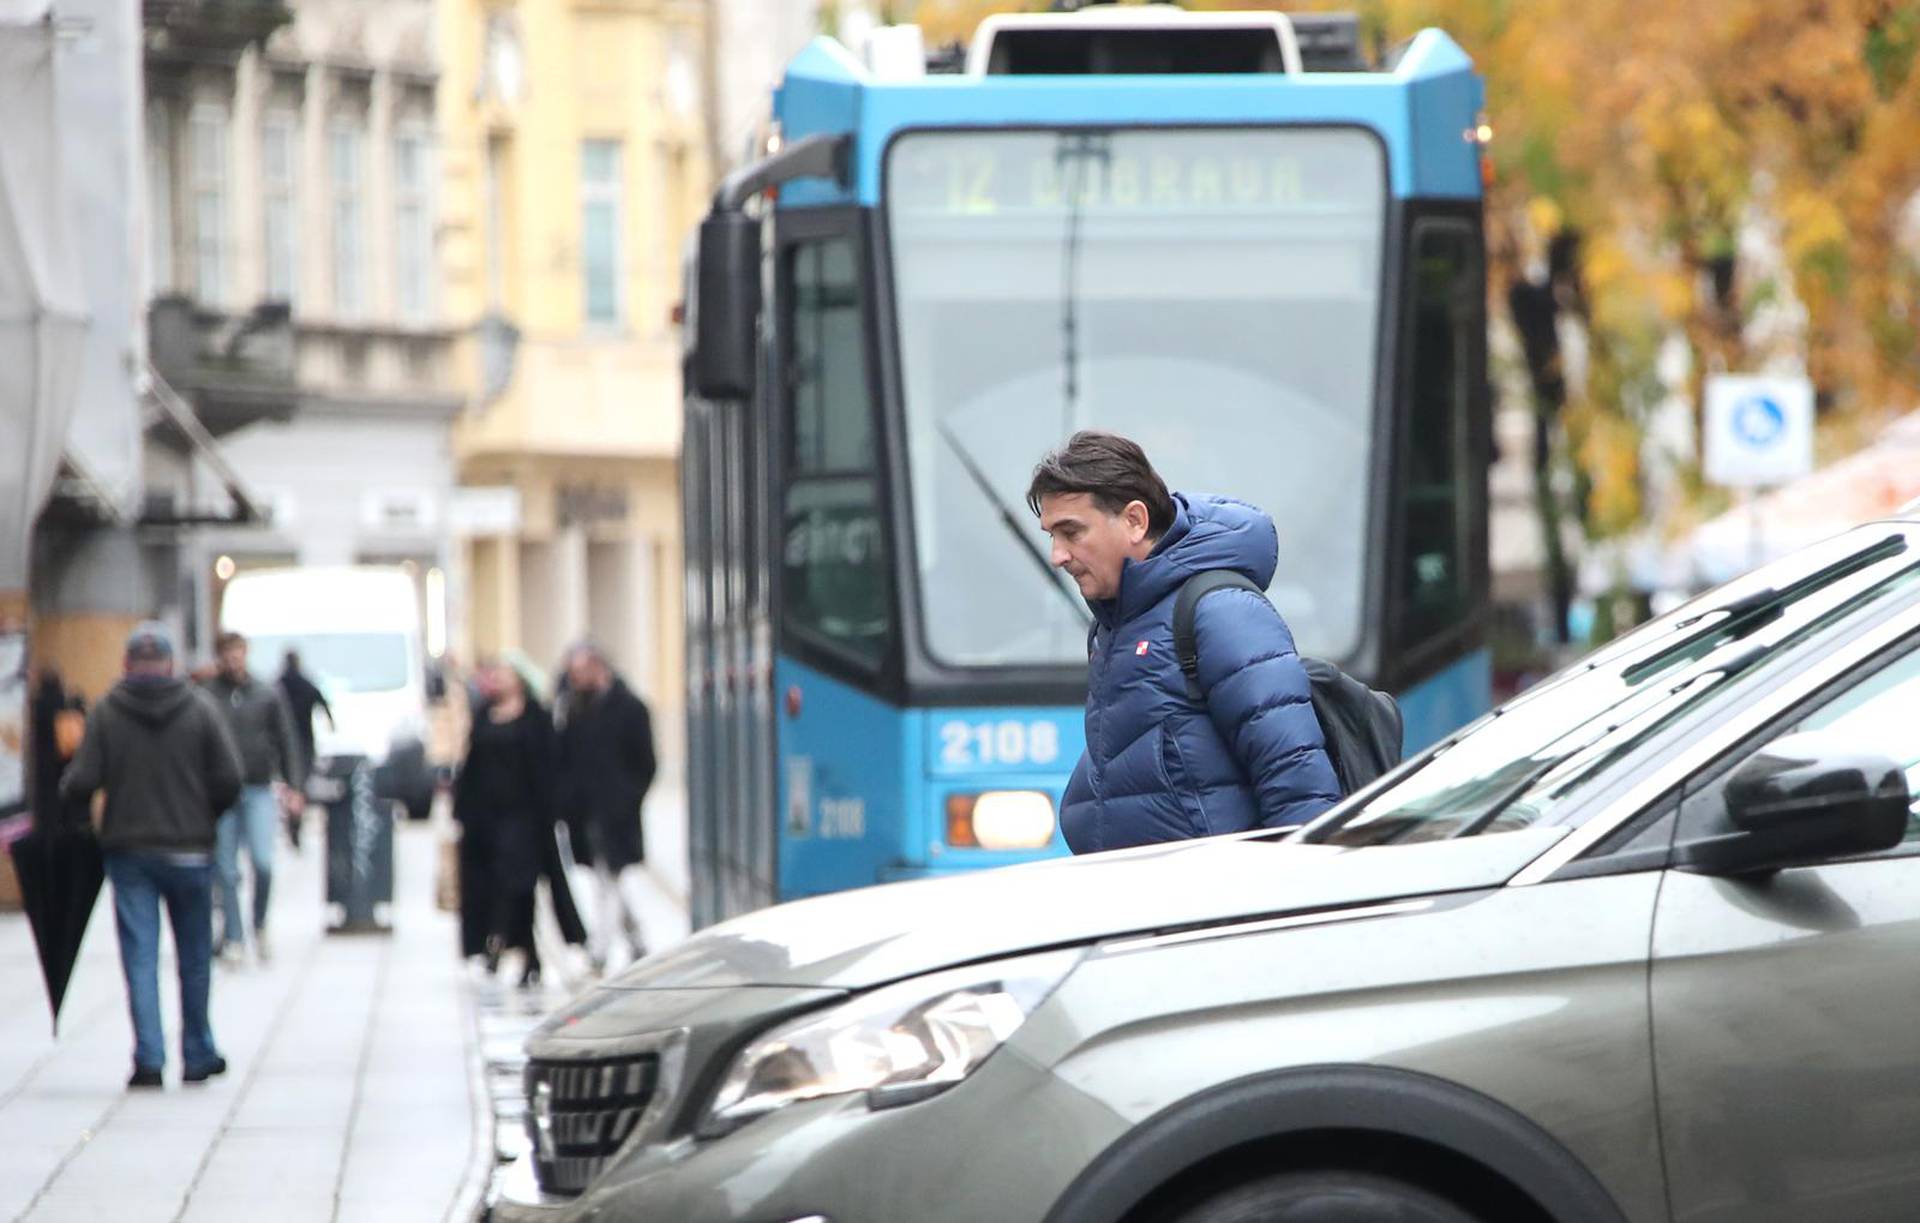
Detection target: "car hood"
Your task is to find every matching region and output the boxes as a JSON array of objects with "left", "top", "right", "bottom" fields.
[{"left": 612, "top": 827, "right": 1567, "bottom": 992}]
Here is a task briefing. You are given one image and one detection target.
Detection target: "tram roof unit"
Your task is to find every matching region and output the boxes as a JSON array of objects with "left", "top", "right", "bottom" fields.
[{"left": 771, "top": 10, "right": 1486, "bottom": 210}]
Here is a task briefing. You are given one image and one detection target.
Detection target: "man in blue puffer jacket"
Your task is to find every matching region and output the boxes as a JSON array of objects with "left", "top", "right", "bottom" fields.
[{"left": 1028, "top": 431, "right": 1341, "bottom": 853}]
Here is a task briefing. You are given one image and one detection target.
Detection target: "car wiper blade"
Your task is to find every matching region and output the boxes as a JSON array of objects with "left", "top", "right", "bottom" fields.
[
  {"left": 937, "top": 422, "right": 1091, "bottom": 628},
  {"left": 1624, "top": 532, "right": 1908, "bottom": 683},
  {"left": 1452, "top": 639, "right": 1777, "bottom": 842}
]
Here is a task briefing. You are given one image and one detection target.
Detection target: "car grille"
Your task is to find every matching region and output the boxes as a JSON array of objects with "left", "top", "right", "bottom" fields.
[{"left": 524, "top": 1054, "right": 661, "bottom": 1196}]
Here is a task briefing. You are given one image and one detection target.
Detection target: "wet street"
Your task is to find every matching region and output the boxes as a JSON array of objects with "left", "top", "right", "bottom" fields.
[
  {"left": 0, "top": 780, "right": 690, "bottom": 1223},
  {"left": 0, "top": 817, "right": 487, "bottom": 1223}
]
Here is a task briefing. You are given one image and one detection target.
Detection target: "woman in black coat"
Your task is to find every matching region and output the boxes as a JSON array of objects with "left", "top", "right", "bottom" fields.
[{"left": 455, "top": 658, "right": 569, "bottom": 985}]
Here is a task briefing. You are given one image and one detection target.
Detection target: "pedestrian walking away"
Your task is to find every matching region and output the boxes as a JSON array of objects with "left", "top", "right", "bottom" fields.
[
  {"left": 454, "top": 654, "right": 581, "bottom": 987},
  {"left": 60, "top": 622, "right": 243, "bottom": 1088},
  {"left": 203, "top": 631, "right": 305, "bottom": 963},
  {"left": 556, "top": 641, "right": 657, "bottom": 972},
  {"left": 276, "top": 648, "right": 334, "bottom": 849},
  {"left": 1028, "top": 430, "right": 1342, "bottom": 854}
]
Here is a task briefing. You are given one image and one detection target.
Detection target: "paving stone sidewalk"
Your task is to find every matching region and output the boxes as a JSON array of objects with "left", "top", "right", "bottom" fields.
[{"left": 0, "top": 817, "right": 489, "bottom": 1223}]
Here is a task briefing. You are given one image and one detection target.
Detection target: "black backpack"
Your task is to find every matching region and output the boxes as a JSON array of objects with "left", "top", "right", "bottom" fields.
[{"left": 1172, "top": 571, "right": 1405, "bottom": 797}]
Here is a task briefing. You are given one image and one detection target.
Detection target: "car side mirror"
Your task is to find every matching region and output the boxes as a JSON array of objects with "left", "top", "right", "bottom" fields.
[
  {"left": 688, "top": 210, "right": 761, "bottom": 400},
  {"left": 1677, "top": 732, "right": 1911, "bottom": 876}
]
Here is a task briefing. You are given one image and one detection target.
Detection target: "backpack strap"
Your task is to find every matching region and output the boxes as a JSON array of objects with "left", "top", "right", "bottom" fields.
[{"left": 1172, "top": 570, "right": 1268, "bottom": 702}]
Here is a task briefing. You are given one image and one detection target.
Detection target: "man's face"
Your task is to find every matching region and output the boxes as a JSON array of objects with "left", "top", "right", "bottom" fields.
[
  {"left": 567, "top": 651, "right": 607, "bottom": 694},
  {"left": 1038, "top": 492, "right": 1153, "bottom": 602},
  {"left": 219, "top": 641, "right": 248, "bottom": 678}
]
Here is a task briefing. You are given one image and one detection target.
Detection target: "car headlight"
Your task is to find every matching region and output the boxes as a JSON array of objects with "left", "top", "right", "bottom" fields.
[
  {"left": 698, "top": 947, "right": 1082, "bottom": 1138},
  {"left": 946, "top": 790, "right": 1056, "bottom": 849}
]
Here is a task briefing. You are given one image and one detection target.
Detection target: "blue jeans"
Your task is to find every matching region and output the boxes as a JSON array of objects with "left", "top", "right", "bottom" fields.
[
  {"left": 104, "top": 851, "right": 220, "bottom": 1073},
  {"left": 215, "top": 784, "right": 277, "bottom": 946}
]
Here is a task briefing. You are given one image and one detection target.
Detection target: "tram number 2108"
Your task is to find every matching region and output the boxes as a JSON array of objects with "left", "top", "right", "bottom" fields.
[{"left": 937, "top": 719, "right": 1064, "bottom": 770}]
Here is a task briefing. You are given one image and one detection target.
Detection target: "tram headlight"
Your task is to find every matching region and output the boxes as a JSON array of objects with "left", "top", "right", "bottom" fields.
[
  {"left": 698, "top": 948, "right": 1082, "bottom": 1138},
  {"left": 945, "top": 790, "right": 1056, "bottom": 849}
]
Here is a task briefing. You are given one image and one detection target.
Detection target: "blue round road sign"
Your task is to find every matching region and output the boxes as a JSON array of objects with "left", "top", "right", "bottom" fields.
[{"left": 1732, "top": 395, "right": 1787, "bottom": 448}]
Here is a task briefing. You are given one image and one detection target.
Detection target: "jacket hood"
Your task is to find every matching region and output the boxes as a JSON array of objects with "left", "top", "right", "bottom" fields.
[
  {"left": 1094, "top": 493, "right": 1279, "bottom": 626},
  {"left": 607, "top": 827, "right": 1565, "bottom": 992},
  {"left": 109, "top": 676, "right": 196, "bottom": 726}
]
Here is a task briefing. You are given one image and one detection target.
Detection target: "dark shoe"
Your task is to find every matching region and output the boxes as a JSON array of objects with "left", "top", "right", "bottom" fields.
[
  {"left": 128, "top": 1067, "right": 163, "bottom": 1089},
  {"left": 183, "top": 1056, "right": 228, "bottom": 1083}
]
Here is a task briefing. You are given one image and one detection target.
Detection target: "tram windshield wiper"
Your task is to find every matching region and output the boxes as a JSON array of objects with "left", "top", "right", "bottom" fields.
[
  {"left": 937, "top": 422, "right": 1092, "bottom": 628},
  {"left": 1055, "top": 131, "right": 1110, "bottom": 437}
]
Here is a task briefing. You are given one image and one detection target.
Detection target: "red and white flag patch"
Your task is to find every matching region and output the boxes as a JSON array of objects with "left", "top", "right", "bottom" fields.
[{"left": 1135, "top": 640, "right": 1151, "bottom": 656}]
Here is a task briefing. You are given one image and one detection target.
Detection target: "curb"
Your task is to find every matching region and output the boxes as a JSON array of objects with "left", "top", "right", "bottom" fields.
[{"left": 446, "top": 976, "right": 498, "bottom": 1223}]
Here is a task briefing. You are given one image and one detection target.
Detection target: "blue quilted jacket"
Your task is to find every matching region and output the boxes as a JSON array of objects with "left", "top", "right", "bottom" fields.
[{"left": 1061, "top": 493, "right": 1341, "bottom": 854}]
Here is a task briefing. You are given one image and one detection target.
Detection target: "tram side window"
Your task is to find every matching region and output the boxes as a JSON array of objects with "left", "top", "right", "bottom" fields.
[
  {"left": 1397, "top": 221, "right": 1480, "bottom": 649},
  {"left": 781, "top": 237, "right": 890, "bottom": 667}
]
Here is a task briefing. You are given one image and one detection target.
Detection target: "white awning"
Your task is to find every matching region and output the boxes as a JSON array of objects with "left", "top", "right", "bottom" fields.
[
  {"left": 0, "top": 10, "right": 89, "bottom": 585},
  {"left": 1616, "top": 412, "right": 1920, "bottom": 594},
  {"left": 1685, "top": 412, "right": 1920, "bottom": 584}
]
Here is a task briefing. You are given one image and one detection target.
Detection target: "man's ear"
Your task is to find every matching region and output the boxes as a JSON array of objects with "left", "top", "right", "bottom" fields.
[{"left": 1124, "top": 499, "right": 1152, "bottom": 544}]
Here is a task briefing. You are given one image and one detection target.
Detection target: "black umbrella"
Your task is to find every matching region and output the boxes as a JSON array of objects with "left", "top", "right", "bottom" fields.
[
  {"left": 8, "top": 819, "right": 104, "bottom": 1034},
  {"left": 9, "top": 673, "right": 106, "bottom": 1033}
]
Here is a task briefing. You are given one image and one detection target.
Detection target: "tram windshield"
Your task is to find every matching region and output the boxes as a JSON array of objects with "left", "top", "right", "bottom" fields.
[{"left": 885, "top": 126, "right": 1387, "bottom": 668}]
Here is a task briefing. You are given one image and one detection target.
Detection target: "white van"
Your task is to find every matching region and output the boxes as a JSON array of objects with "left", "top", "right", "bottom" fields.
[{"left": 219, "top": 566, "right": 436, "bottom": 818}]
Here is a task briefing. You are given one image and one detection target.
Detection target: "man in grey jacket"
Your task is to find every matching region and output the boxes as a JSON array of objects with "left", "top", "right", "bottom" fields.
[
  {"left": 62, "top": 622, "right": 243, "bottom": 1088},
  {"left": 204, "top": 631, "right": 304, "bottom": 963}
]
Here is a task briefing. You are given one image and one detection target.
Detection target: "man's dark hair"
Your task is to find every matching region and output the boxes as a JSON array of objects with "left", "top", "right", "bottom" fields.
[
  {"left": 215, "top": 630, "right": 246, "bottom": 652},
  {"left": 1026, "top": 430, "right": 1176, "bottom": 538}
]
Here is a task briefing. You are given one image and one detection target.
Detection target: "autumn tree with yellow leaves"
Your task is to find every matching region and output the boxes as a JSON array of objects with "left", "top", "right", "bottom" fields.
[
  {"left": 1259, "top": 0, "right": 1920, "bottom": 632},
  {"left": 1427, "top": 0, "right": 1919, "bottom": 633}
]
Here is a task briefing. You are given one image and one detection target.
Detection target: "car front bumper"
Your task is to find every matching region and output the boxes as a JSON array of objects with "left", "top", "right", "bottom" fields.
[{"left": 488, "top": 1040, "right": 1124, "bottom": 1223}]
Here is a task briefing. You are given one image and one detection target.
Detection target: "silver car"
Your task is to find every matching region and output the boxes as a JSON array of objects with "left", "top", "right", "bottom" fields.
[{"left": 494, "top": 518, "right": 1920, "bottom": 1223}]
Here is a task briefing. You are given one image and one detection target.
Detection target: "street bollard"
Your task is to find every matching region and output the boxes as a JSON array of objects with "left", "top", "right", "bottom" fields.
[{"left": 322, "top": 757, "right": 393, "bottom": 934}]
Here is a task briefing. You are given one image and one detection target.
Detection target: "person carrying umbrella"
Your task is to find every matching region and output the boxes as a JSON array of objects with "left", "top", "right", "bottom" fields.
[
  {"left": 60, "top": 622, "right": 244, "bottom": 1089},
  {"left": 9, "top": 664, "right": 97, "bottom": 1032}
]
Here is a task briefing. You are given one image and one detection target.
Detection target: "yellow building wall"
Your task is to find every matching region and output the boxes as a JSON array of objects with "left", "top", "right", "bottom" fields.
[
  {"left": 439, "top": 0, "right": 706, "bottom": 450},
  {"left": 438, "top": 0, "right": 707, "bottom": 745}
]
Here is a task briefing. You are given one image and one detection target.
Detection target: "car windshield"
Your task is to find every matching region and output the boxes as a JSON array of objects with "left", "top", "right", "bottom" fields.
[
  {"left": 1313, "top": 530, "right": 1920, "bottom": 846},
  {"left": 246, "top": 632, "right": 411, "bottom": 694},
  {"left": 885, "top": 127, "right": 1385, "bottom": 667}
]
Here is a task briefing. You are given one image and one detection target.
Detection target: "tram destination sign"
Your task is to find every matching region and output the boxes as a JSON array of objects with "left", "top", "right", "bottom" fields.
[{"left": 888, "top": 128, "right": 1382, "bottom": 219}]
